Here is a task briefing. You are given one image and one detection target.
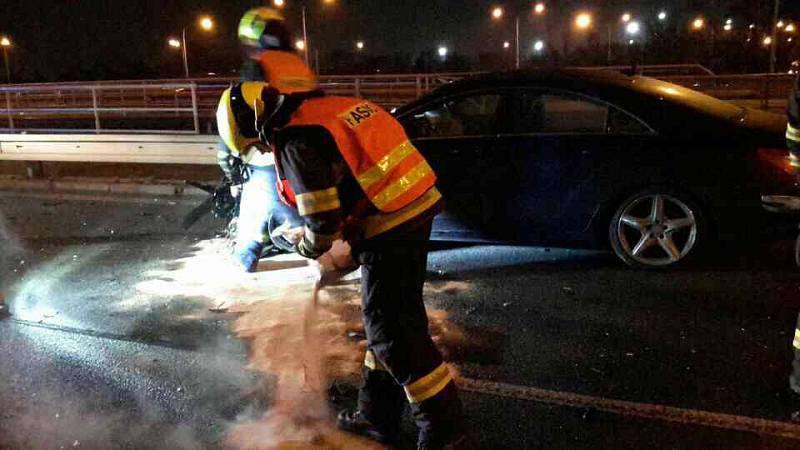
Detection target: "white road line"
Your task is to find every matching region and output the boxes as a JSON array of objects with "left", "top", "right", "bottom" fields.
[{"left": 458, "top": 377, "right": 800, "bottom": 440}]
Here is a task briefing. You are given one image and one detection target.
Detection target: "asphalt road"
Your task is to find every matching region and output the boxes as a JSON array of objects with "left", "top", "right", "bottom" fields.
[{"left": 2, "top": 188, "right": 800, "bottom": 450}]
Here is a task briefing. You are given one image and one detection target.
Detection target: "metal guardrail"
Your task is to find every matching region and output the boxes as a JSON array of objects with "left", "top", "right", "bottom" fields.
[{"left": 1, "top": 70, "right": 795, "bottom": 136}]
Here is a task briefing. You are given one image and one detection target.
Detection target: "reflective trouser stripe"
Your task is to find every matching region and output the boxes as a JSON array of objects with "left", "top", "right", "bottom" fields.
[
  {"left": 788, "top": 123, "right": 800, "bottom": 143},
  {"left": 794, "top": 328, "right": 800, "bottom": 351},
  {"left": 404, "top": 362, "right": 453, "bottom": 404},
  {"left": 364, "top": 350, "right": 388, "bottom": 371}
]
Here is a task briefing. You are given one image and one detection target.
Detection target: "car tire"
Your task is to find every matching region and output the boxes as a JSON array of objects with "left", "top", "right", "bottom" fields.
[{"left": 609, "top": 189, "right": 706, "bottom": 269}]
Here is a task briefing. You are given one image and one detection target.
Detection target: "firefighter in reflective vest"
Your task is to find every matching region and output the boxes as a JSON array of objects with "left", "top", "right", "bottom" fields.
[
  {"left": 218, "top": 77, "right": 469, "bottom": 448},
  {"left": 217, "top": 8, "right": 311, "bottom": 271},
  {"left": 788, "top": 74, "right": 800, "bottom": 411}
]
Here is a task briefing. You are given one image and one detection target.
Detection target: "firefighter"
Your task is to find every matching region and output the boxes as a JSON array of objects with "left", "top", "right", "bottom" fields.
[
  {"left": 216, "top": 75, "right": 469, "bottom": 447},
  {"left": 218, "top": 7, "right": 306, "bottom": 272},
  {"left": 788, "top": 74, "right": 800, "bottom": 410}
]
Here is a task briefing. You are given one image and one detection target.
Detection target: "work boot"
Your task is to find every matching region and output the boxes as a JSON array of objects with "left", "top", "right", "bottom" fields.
[{"left": 336, "top": 409, "right": 398, "bottom": 444}]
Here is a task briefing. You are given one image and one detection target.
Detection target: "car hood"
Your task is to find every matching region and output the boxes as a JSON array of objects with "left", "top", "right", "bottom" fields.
[{"left": 738, "top": 108, "right": 787, "bottom": 135}]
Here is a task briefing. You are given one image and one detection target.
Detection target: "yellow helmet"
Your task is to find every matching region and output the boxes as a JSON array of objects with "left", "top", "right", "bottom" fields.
[{"left": 238, "top": 7, "right": 293, "bottom": 50}]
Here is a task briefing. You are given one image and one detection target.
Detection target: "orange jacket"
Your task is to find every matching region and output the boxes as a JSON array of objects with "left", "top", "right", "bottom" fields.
[{"left": 284, "top": 96, "right": 436, "bottom": 213}]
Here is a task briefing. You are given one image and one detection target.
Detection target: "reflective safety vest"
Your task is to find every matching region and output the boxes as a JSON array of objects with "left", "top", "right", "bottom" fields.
[{"left": 283, "top": 97, "right": 437, "bottom": 213}]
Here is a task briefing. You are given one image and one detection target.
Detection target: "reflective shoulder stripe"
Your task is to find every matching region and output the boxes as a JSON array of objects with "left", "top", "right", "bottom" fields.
[
  {"left": 404, "top": 362, "right": 453, "bottom": 404},
  {"left": 788, "top": 123, "right": 800, "bottom": 143},
  {"left": 794, "top": 328, "right": 800, "bottom": 351},
  {"left": 364, "top": 350, "right": 388, "bottom": 372},
  {"left": 363, "top": 187, "right": 441, "bottom": 238},
  {"left": 295, "top": 187, "right": 341, "bottom": 216}
]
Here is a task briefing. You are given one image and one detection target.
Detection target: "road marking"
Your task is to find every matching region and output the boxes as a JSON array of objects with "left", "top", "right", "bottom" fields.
[
  {"left": 0, "top": 190, "right": 201, "bottom": 204},
  {"left": 458, "top": 377, "right": 800, "bottom": 440}
]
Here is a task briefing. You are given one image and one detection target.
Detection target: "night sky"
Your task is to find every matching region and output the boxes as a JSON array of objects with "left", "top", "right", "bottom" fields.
[{"left": 2, "top": 0, "right": 800, "bottom": 82}]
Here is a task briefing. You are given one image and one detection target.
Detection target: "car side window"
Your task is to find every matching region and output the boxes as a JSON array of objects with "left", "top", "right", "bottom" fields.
[
  {"left": 402, "top": 93, "right": 504, "bottom": 139},
  {"left": 517, "top": 91, "right": 650, "bottom": 135}
]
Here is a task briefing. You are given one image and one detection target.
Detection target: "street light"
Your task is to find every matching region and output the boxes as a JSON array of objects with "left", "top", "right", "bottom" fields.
[
  {"left": 168, "top": 38, "right": 181, "bottom": 48},
  {"left": 786, "top": 23, "right": 796, "bottom": 33},
  {"left": 356, "top": 41, "right": 364, "bottom": 51},
  {"left": 626, "top": 21, "right": 640, "bottom": 36},
  {"left": 575, "top": 12, "right": 593, "bottom": 31},
  {"left": 621, "top": 13, "right": 631, "bottom": 23},
  {"left": 692, "top": 17, "right": 705, "bottom": 31},
  {"left": 534, "top": 3, "right": 545, "bottom": 15},
  {"left": 438, "top": 46, "right": 448, "bottom": 58},
  {"left": 273, "top": 0, "right": 285, "bottom": 7},
  {"left": 491, "top": 6, "right": 504, "bottom": 20},
  {"left": 533, "top": 40, "right": 545, "bottom": 53},
  {"left": 503, "top": 41, "right": 511, "bottom": 49},
  {"left": 295, "top": 39, "right": 306, "bottom": 51},
  {"left": 763, "top": 36, "right": 773, "bottom": 46},
  {"left": 178, "top": 16, "right": 214, "bottom": 78},
  {"left": 658, "top": 11, "right": 667, "bottom": 22},
  {"left": 1, "top": 36, "right": 11, "bottom": 83}
]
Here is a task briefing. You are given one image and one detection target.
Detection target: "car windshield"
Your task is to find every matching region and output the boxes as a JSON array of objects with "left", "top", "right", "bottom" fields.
[{"left": 629, "top": 76, "right": 747, "bottom": 121}]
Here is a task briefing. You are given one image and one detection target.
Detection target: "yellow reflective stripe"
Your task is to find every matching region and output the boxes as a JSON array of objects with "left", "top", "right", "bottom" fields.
[
  {"left": 794, "top": 328, "right": 800, "bottom": 350},
  {"left": 296, "top": 187, "right": 341, "bottom": 216},
  {"left": 357, "top": 141, "right": 417, "bottom": 191},
  {"left": 364, "top": 350, "right": 388, "bottom": 371},
  {"left": 404, "top": 363, "right": 453, "bottom": 404},
  {"left": 371, "top": 160, "right": 434, "bottom": 210},
  {"left": 364, "top": 187, "right": 441, "bottom": 238},
  {"left": 305, "top": 226, "right": 342, "bottom": 248},
  {"left": 788, "top": 123, "right": 800, "bottom": 143}
]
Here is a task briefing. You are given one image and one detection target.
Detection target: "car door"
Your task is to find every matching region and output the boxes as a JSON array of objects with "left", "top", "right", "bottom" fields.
[
  {"left": 491, "top": 88, "right": 656, "bottom": 243},
  {"left": 399, "top": 90, "right": 512, "bottom": 241}
]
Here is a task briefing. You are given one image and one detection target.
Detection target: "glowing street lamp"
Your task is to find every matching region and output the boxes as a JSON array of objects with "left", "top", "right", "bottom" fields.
[
  {"left": 295, "top": 39, "right": 306, "bottom": 51},
  {"left": 763, "top": 36, "right": 773, "bottom": 47},
  {"left": 534, "top": 3, "right": 545, "bottom": 15},
  {"left": 533, "top": 40, "right": 545, "bottom": 53},
  {"left": 786, "top": 23, "right": 796, "bottom": 33},
  {"left": 438, "top": 46, "right": 448, "bottom": 58},
  {"left": 273, "top": 0, "right": 285, "bottom": 7},
  {"left": 168, "top": 38, "right": 181, "bottom": 48},
  {"left": 491, "top": 6, "right": 504, "bottom": 20},
  {"left": 626, "top": 21, "right": 641, "bottom": 36},
  {"left": 621, "top": 13, "right": 631, "bottom": 23},
  {"left": 657, "top": 11, "right": 667, "bottom": 22},
  {"left": 777, "top": 20, "right": 785, "bottom": 29},
  {"left": 692, "top": 17, "right": 705, "bottom": 31},
  {"left": 503, "top": 41, "right": 511, "bottom": 49},
  {"left": 356, "top": 41, "right": 364, "bottom": 51},
  {"left": 1, "top": 36, "right": 11, "bottom": 83},
  {"left": 176, "top": 16, "right": 215, "bottom": 78},
  {"left": 575, "top": 12, "right": 593, "bottom": 31}
]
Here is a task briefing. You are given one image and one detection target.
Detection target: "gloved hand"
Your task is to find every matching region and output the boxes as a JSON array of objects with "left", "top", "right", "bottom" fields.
[
  {"left": 270, "top": 222, "right": 304, "bottom": 245},
  {"left": 308, "top": 241, "right": 355, "bottom": 285}
]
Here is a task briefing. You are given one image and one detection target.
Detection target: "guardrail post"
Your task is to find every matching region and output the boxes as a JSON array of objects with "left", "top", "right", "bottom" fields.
[
  {"left": 416, "top": 75, "right": 422, "bottom": 98},
  {"left": 190, "top": 82, "right": 200, "bottom": 134},
  {"left": 91, "top": 87, "right": 101, "bottom": 133},
  {"left": 5, "top": 91, "right": 14, "bottom": 131},
  {"left": 355, "top": 77, "right": 361, "bottom": 98}
]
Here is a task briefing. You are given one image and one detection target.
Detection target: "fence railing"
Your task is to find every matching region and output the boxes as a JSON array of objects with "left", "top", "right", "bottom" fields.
[{"left": 0, "top": 71, "right": 795, "bottom": 135}]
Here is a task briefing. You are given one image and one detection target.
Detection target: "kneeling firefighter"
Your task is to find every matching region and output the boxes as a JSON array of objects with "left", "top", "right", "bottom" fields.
[
  {"left": 216, "top": 77, "right": 469, "bottom": 449},
  {"left": 216, "top": 8, "right": 308, "bottom": 271}
]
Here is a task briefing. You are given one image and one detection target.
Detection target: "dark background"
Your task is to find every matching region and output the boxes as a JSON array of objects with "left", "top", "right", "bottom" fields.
[{"left": 2, "top": 0, "right": 800, "bottom": 82}]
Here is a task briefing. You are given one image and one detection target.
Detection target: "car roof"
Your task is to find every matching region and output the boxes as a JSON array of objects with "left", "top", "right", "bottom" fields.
[{"left": 395, "top": 69, "right": 746, "bottom": 125}]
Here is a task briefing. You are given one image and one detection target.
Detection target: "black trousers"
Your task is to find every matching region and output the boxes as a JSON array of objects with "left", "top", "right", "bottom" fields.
[
  {"left": 792, "top": 313, "right": 800, "bottom": 395},
  {"left": 352, "top": 220, "right": 463, "bottom": 442}
]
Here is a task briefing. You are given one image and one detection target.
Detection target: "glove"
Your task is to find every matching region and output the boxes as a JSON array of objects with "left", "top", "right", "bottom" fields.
[{"left": 307, "top": 241, "right": 355, "bottom": 285}]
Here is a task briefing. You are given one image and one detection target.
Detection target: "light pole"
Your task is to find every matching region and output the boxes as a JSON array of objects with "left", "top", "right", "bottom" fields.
[
  {"left": 490, "top": 6, "right": 523, "bottom": 70},
  {"left": 770, "top": 0, "right": 781, "bottom": 73},
  {"left": 1, "top": 36, "right": 10, "bottom": 83},
  {"left": 178, "top": 16, "right": 214, "bottom": 78},
  {"left": 274, "top": 0, "right": 337, "bottom": 73}
]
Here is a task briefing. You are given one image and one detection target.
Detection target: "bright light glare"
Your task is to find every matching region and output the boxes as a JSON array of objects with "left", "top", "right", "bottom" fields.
[
  {"left": 575, "top": 13, "right": 592, "bottom": 30},
  {"left": 534, "top": 3, "right": 546, "bottom": 15},
  {"left": 0, "top": 37, "right": 10, "bottom": 47},
  {"left": 692, "top": 18, "right": 705, "bottom": 30},
  {"left": 503, "top": 41, "right": 511, "bottom": 49},
  {"left": 199, "top": 16, "right": 214, "bottom": 31},
  {"left": 491, "top": 7, "right": 504, "bottom": 20},
  {"left": 723, "top": 24, "right": 733, "bottom": 32},
  {"left": 778, "top": 20, "right": 785, "bottom": 29},
  {"left": 438, "top": 46, "right": 448, "bottom": 57},
  {"left": 763, "top": 36, "right": 773, "bottom": 46},
  {"left": 168, "top": 38, "right": 181, "bottom": 48},
  {"left": 295, "top": 39, "right": 306, "bottom": 51},
  {"left": 626, "top": 21, "right": 640, "bottom": 35},
  {"left": 658, "top": 11, "right": 667, "bottom": 21},
  {"left": 786, "top": 24, "right": 796, "bottom": 33},
  {"left": 356, "top": 41, "right": 364, "bottom": 50},
  {"left": 621, "top": 13, "right": 631, "bottom": 23},
  {"left": 533, "top": 40, "right": 545, "bottom": 52}
]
